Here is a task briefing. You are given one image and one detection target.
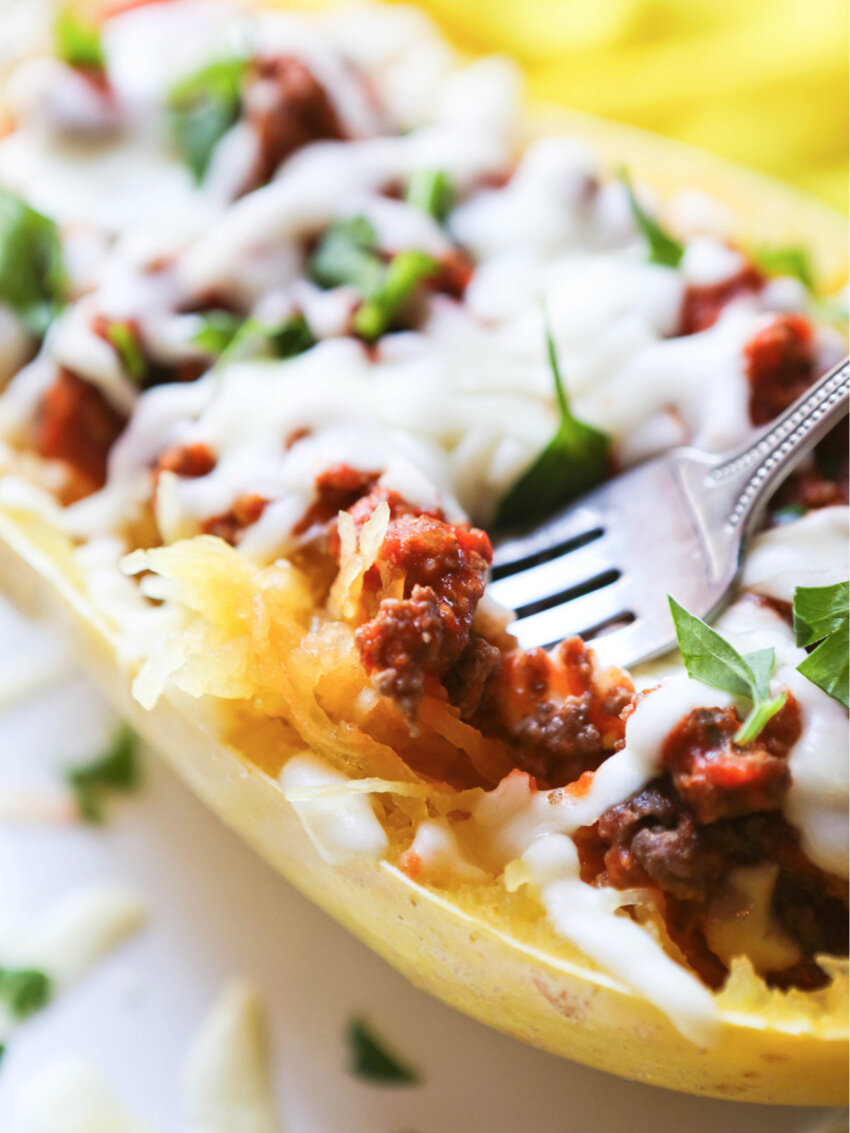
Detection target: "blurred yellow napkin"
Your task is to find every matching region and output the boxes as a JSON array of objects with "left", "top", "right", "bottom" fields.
[{"left": 395, "top": 0, "right": 848, "bottom": 212}]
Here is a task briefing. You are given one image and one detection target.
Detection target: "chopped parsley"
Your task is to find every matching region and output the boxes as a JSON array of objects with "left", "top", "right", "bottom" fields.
[
  {"left": 310, "top": 216, "right": 385, "bottom": 295},
  {"left": 310, "top": 217, "right": 439, "bottom": 340},
  {"left": 215, "top": 313, "right": 315, "bottom": 366},
  {"left": 751, "top": 244, "right": 814, "bottom": 290},
  {"left": 192, "top": 310, "right": 244, "bottom": 356},
  {"left": 406, "top": 168, "right": 452, "bottom": 222},
  {"left": 793, "top": 581, "right": 849, "bottom": 708},
  {"left": 0, "top": 967, "right": 51, "bottom": 1019},
  {"left": 67, "top": 724, "right": 140, "bottom": 823},
  {"left": 352, "top": 248, "right": 438, "bottom": 340},
  {"left": 668, "top": 596, "right": 787, "bottom": 744},
  {"left": 620, "top": 169, "right": 684, "bottom": 269},
  {"left": 104, "top": 320, "right": 146, "bottom": 383},
  {"left": 347, "top": 1018, "right": 420, "bottom": 1085},
  {"left": 168, "top": 58, "right": 248, "bottom": 182},
  {"left": 495, "top": 318, "right": 609, "bottom": 529},
  {"left": 0, "top": 188, "right": 67, "bottom": 338},
  {"left": 54, "top": 6, "right": 105, "bottom": 70}
]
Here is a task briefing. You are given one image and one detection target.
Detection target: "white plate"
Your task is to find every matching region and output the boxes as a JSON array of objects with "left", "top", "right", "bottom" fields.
[{"left": 0, "top": 595, "right": 845, "bottom": 1132}]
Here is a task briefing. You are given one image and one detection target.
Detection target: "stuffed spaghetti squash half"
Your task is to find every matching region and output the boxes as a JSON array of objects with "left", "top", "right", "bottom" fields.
[{"left": 0, "top": 0, "right": 847, "bottom": 1104}]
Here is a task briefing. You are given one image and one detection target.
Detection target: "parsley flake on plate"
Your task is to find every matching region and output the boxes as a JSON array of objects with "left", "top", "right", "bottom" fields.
[
  {"left": 793, "top": 580, "right": 849, "bottom": 708},
  {"left": 347, "top": 1018, "right": 420, "bottom": 1085},
  {"left": 0, "top": 967, "right": 51, "bottom": 1020},
  {"left": 668, "top": 596, "right": 788, "bottom": 744},
  {"left": 495, "top": 318, "right": 609, "bottom": 529},
  {"left": 67, "top": 724, "right": 140, "bottom": 823}
]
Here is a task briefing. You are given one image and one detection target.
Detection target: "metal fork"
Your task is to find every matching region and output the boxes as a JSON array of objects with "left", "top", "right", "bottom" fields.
[{"left": 488, "top": 356, "right": 849, "bottom": 668}]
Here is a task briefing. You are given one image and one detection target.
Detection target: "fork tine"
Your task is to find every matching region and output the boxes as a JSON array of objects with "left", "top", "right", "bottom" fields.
[
  {"left": 491, "top": 504, "right": 604, "bottom": 573},
  {"left": 508, "top": 578, "right": 634, "bottom": 650},
  {"left": 487, "top": 537, "right": 617, "bottom": 614}
]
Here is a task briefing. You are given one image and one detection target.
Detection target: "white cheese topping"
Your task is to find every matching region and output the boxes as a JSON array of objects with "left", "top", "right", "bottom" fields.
[
  {"left": 279, "top": 752, "right": 389, "bottom": 865},
  {"left": 741, "top": 506, "right": 849, "bottom": 602},
  {"left": 522, "top": 834, "right": 720, "bottom": 1045}
]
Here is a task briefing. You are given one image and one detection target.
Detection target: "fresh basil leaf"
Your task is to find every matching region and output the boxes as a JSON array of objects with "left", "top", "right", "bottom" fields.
[
  {"left": 751, "top": 244, "right": 814, "bottom": 290},
  {"left": 793, "top": 581, "right": 849, "bottom": 708},
  {"left": 104, "top": 320, "right": 146, "bottom": 383},
  {"left": 669, "top": 597, "right": 762, "bottom": 699},
  {"left": 0, "top": 188, "right": 67, "bottom": 337},
  {"left": 621, "top": 170, "right": 684, "bottom": 269},
  {"left": 352, "top": 248, "right": 438, "bottom": 340},
  {"left": 310, "top": 216, "right": 384, "bottom": 295},
  {"left": 793, "top": 581, "right": 849, "bottom": 646},
  {"left": 217, "top": 314, "right": 314, "bottom": 366},
  {"left": 406, "top": 168, "right": 452, "bottom": 221},
  {"left": 495, "top": 320, "right": 608, "bottom": 528},
  {"left": 67, "top": 724, "right": 140, "bottom": 823},
  {"left": 192, "top": 310, "right": 244, "bottom": 355},
  {"left": 0, "top": 968, "right": 51, "bottom": 1019},
  {"left": 668, "top": 596, "right": 786, "bottom": 743},
  {"left": 347, "top": 1019, "right": 419, "bottom": 1085},
  {"left": 168, "top": 58, "right": 247, "bottom": 182},
  {"left": 55, "top": 6, "right": 105, "bottom": 69}
]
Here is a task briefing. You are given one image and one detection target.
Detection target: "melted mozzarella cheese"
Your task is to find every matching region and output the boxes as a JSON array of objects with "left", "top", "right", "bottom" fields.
[
  {"left": 279, "top": 752, "right": 389, "bottom": 865},
  {"left": 522, "top": 834, "right": 720, "bottom": 1045},
  {"left": 742, "top": 506, "right": 850, "bottom": 602}
]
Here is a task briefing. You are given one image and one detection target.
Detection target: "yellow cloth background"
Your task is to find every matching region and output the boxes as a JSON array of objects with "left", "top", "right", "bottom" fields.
[{"left": 391, "top": 0, "right": 848, "bottom": 213}]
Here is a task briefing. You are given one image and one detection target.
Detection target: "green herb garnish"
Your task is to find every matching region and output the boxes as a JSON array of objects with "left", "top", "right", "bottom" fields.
[
  {"left": 216, "top": 313, "right": 315, "bottom": 366},
  {"left": 621, "top": 169, "right": 684, "bottom": 269},
  {"left": 668, "top": 596, "right": 787, "bottom": 744},
  {"left": 310, "top": 216, "right": 385, "bottom": 295},
  {"left": 495, "top": 318, "right": 608, "bottom": 529},
  {"left": 104, "top": 320, "right": 146, "bottom": 383},
  {"left": 751, "top": 245, "right": 814, "bottom": 291},
  {"left": 793, "top": 581, "right": 849, "bottom": 708},
  {"left": 0, "top": 188, "right": 67, "bottom": 337},
  {"left": 67, "top": 724, "right": 140, "bottom": 823},
  {"left": 352, "top": 248, "right": 438, "bottom": 340},
  {"left": 347, "top": 1018, "right": 419, "bottom": 1085},
  {"left": 168, "top": 58, "right": 248, "bottom": 182},
  {"left": 311, "top": 217, "right": 438, "bottom": 341},
  {"left": 192, "top": 310, "right": 244, "bottom": 356},
  {"left": 0, "top": 968, "right": 51, "bottom": 1019},
  {"left": 406, "top": 168, "right": 452, "bottom": 222},
  {"left": 54, "top": 6, "right": 105, "bottom": 70}
]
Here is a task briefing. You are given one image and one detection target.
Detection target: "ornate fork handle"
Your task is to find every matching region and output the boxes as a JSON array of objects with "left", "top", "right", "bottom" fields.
[{"left": 709, "top": 356, "right": 849, "bottom": 532}]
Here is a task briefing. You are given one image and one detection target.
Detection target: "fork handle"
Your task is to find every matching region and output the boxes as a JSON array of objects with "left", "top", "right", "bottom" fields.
[{"left": 708, "top": 355, "right": 849, "bottom": 532}]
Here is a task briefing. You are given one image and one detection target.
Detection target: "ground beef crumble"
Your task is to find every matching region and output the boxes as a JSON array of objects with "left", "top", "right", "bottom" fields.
[
  {"left": 243, "top": 55, "right": 345, "bottom": 192},
  {"left": 679, "top": 263, "right": 763, "bottom": 335},
  {"left": 354, "top": 510, "right": 492, "bottom": 719},
  {"left": 35, "top": 369, "right": 126, "bottom": 492}
]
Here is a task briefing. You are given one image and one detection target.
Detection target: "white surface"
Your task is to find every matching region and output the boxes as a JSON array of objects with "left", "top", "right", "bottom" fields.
[{"left": 0, "top": 594, "right": 845, "bottom": 1133}]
